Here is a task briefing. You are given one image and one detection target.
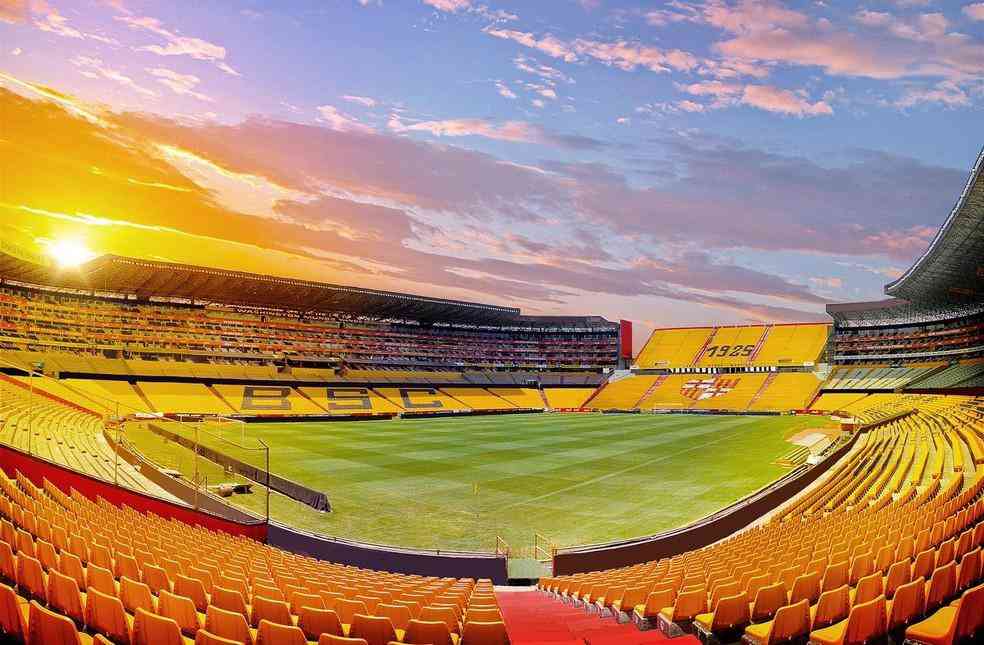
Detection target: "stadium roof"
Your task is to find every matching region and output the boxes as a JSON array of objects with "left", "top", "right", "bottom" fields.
[
  {"left": 0, "top": 251, "right": 564, "bottom": 325},
  {"left": 884, "top": 146, "right": 984, "bottom": 303},
  {"left": 826, "top": 298, "right": 984, "bottom": 328}
]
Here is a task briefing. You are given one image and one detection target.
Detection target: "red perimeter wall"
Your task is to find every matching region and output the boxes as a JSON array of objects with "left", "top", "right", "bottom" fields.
[
  {"left": 620, "top": 319, "right": 633, "bottom": 360},
  {"left": 0, "top": 443, "right": 268, "bottom": 541}
]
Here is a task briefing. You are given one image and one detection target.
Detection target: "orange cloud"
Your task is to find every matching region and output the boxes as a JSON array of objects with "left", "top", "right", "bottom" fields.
[{"left": 0, "top": 0, "right": 27, "bottom": 24}]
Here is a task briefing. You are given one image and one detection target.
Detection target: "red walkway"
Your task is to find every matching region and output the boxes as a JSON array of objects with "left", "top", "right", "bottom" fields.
[{"left": 496, "top": 590, "right": 700, "bottom": 645}]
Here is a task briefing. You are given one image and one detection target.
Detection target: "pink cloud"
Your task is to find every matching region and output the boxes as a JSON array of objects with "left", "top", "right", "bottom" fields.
[
  {"left": 71, "top": 94, "right": 967, "bottom": 321},
  {"left": 572, "top": 38, "right": 699, "bottom": 73},
  {"left": 35, "top": 6, "right": 82, "bottom": 38},
  {"left": 679, "top": 80, "right": 742, "bottom": 96},
  {"left": 677, "top": 100, "right": 706, "bottom": 112},
  {"left": 421, "top": 0, "right": 516, "bottom": 21},
  {"left": 859, "top": 226, "right": 937, "bottom": 258},
  {"left": 422, "top": 0, "right": 471, "bottom": 12},
  {"left": 677, "top": 80, "right": 743, "bottom": 108},
  {"left": 965, "top": 3, "right": 984, "bottom": 21},
  {"left": 710, "top": 3, "right": 984, "bottom": 85},
  {"left": 483, "top": 28, "right": 577, "bottom": 61},
  {"left": 701, "top": 0, "right": 810, "bottom": 34},
  {"left": 645, "top": 7, "right": 699, "bottom": 27},
  {"left": 715, "top": 28, "right": 912, "bottom": 80},
  {"left": 697, "top": 58, "right": 771, "bottom": 80},
  {"left": 113, "top": 101, "right": 964, "bottom": 269},
  {"left": 855, "top": 10, "right": 948, "bottom": 43},
  {"left": 740, "top": 85, "right": 832, "bottom": 116},
  {"left": 485, "top": 27, "right": 699, "bottom": 74},
  {"left": 676, "top": 80, "right": 831, "bottom": 116}
]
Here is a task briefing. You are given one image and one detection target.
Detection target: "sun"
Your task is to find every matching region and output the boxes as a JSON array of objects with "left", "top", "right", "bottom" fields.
[{"left": 44, "top": 238, "right": 98, "bottom": 268}]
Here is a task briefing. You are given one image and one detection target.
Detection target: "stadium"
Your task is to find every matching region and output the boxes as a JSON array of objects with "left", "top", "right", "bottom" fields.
[
  {"left": 0, "top": 144, "right": 980, "bottom": 645},
  {"left": 4, "top": 0, "right": 984, "bottom": 642}
]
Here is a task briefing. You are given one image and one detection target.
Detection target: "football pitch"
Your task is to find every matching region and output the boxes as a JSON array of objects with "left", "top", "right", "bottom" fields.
[{"left": 124, "top": 413, "right": 832, "bottom": 554}]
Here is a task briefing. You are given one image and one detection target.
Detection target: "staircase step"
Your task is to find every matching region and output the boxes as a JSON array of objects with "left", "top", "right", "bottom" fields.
[{"left": 496, "top": 590, "right": 699, "bottom": 645}]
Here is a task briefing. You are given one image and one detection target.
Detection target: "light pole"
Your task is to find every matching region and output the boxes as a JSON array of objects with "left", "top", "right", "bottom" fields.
[
  {"left": 260, "top": 439, "right": 270, "bottom": 523},
  {"left": 28, "top": 362, "right": 42, "bottom": 456},
  {"left": 27, "top": 372, "right": 33, "bottom": 456},
  {"left": 114, "top": 402, "right": 120, "bottom": 486},
  {"left": 194, "top": 421, "right": 200, "bottom": 511}
]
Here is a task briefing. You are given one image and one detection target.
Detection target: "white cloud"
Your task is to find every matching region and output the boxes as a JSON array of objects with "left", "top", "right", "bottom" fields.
[
  {"left": 35, "top": 6, "right": 117, "bottom": 43},
  {"left": 316, "top": 105, "right": 375, "bottom": 133},
  {"left": 895, "top": 80, "right": 970, "bottom": 108},
  {"left": 390, "top": 116, "right": 539, "bottom": 143},
  {"left": 147, "top": 67, "right": 213, "bottom": 102},
  {"left": 495, "top": 81, "right": 517, "bottom": 99},
  {"left": 116, "top": 15, "right": 240, "bottom": 76},
  {"left": 343, "top": 95, "right": 378, "bottom": 108},
  {"left": 71, "top": 56, "right": 157, "bottom": 97},
  {"left": 513, "top": 55, "right": 573, "bottom": 83}
]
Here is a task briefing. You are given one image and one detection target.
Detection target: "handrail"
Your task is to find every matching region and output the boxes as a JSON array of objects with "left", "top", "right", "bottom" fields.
[
  {"left": 495, "top": 535, "right": 510, "bottom": 558},
  {"left": 533, "top": 532, "right": 556, "bottom": 562}
]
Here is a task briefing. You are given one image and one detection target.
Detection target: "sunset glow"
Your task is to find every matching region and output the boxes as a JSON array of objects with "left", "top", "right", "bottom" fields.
[
  {"left": 2, "top": 0, "right": 982, "bottom": 347},
  {"left": 43, "top": 238, "right": 98, "bottom": 268}
]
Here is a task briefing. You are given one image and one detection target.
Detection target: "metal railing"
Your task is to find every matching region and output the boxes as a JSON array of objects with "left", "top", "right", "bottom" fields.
[
  {"left": 0, "top": 356, "right": 271, "bottom": 522},
  {"left": 494, "top": 535, "right": 510, "bottom": 558},
  {"left": 533, "top": 532, "right": 556, "bottom": 563}
]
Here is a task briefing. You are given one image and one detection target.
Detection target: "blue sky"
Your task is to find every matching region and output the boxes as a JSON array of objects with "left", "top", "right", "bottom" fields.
[{"left": 1, "top": 0, "right": 983, "bottom": 342}]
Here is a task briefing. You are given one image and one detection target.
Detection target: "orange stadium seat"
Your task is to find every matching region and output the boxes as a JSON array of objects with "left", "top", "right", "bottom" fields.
[
  {"left": 86, "top": 587, "right": 131, "bottom": 645},
  {"left": 256, "top": 619, "right": 308, "bottom": 645},
  {"left": 27, "top": 600, "right": 83, "bottom": 645}
]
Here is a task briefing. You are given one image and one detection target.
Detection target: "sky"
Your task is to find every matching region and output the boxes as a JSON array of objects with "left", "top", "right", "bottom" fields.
[{"left": 1, "top": 0, "right": 983, "bottom": 347}]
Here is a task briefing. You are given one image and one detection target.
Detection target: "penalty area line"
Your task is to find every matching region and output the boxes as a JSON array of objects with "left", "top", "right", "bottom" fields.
[{"left": 490, "top": 422, "right": 755, "bottom": 512}]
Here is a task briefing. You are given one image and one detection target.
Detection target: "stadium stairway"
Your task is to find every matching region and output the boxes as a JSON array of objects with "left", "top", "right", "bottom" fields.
[{"left": 497, "top": 589, "right": 697, "bottom": 645}]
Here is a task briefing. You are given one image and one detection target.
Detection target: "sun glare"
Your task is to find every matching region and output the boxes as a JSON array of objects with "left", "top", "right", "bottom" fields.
[{"left": 45, "top": 238, "right": 98, "bottom": 268}]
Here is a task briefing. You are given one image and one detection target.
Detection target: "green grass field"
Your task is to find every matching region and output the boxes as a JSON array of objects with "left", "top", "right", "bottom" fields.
[{"left": 123, "top": 413, "right": 831, "bottom": 555}]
